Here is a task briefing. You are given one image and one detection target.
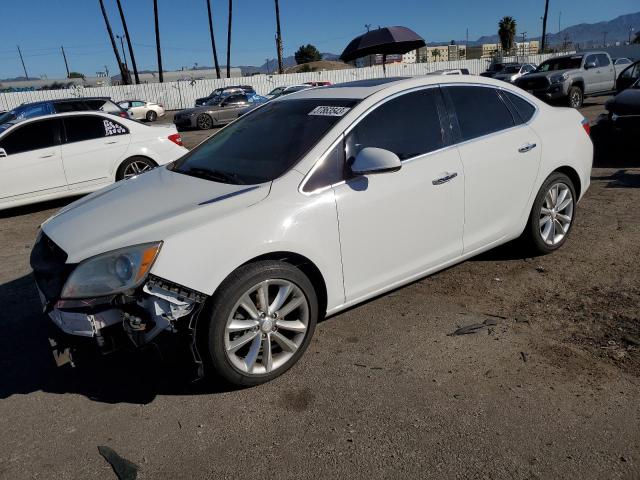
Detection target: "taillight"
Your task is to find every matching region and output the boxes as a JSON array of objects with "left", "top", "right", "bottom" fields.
[
  {"left": 119, "top": 111, "right": 128, "bottom": 118},
  {"left": 581, "top": 118, "right": 590, "bottom": 136},
  {"left": 168, "top": 133, "right": 183, "bottom": 146}
]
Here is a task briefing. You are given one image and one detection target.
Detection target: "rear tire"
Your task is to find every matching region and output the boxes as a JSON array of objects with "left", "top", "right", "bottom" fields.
[
  {"left": 522, "top": 172, "right": 577, "bottom": 255},
  {"left": 146, "top": 110, "right": 158, "bottom": 122},
  {"left": 200, "top": 261, "right": 318, "bottom": 387},
  {"left": 567, "top": 86, "right": 583, "bottom": 108},
  {"left": 116, "top": 156, "right": 156, "bottom": 181}
]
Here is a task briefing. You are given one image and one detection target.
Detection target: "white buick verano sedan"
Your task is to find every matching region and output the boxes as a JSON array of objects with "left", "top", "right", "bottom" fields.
[
  {"left": 0, "top": 111, "right": 187, "bottom": 210},
  {"left": 32, "top": 76, "right": 592, "bottom": 386}
]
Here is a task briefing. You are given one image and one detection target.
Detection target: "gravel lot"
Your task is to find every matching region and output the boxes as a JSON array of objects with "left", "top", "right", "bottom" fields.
[{"left": 0, "top": 98, "right": 638, "bottom": 479}]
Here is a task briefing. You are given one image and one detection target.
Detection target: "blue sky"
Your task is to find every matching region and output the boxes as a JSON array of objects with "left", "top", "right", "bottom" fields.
[{"left": 0, "top": 0, "right": 637, "bottom": 79}]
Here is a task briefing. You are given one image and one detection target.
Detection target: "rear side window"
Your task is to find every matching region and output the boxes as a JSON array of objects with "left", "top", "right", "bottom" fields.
[
  {"left": 502, "top": 91, "right": 536, "bottom": 124},
  {"left": 63, "top": 116, "right": 128, "bottom": 143},
  {"left": 445, "top": 86, "right": 514, "bottom": 141},
  {"left": 54, "top": 101, "right": 88, "bottom": 113},
  {"left": 346, "top": 88, "right": 445, "bottom": 162},
  {"left": 0, "top": 119, "right": 59, "bottom": 155},
  {"left": 85, "top": 99, "right": 123, "bottom": 114},
  {"left": 596, "top": 54, "right": 610, "bottom": 67}
]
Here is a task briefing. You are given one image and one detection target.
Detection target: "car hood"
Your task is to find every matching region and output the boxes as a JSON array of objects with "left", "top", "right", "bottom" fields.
[
  {"left": 41, "top": 167, "right": 270, "bottom": 263},
  {"left": 606, "top": 89, "right": 640, "bottom": 115},
  {"left": 520, "top": 69, "right": 577, "bottom": 80},
  {"left": 493, "top": 73, "right": 516, "bottom": 80}
]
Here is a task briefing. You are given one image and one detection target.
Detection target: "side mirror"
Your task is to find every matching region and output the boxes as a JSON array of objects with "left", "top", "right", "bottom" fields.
[
  {"left": 0, "top": 148, "right": 7, "bottom": 158},
  {"left": 585, "top": 61, "right": 597, "bottom": 70},
  {"left": 351, "top": 147, "right": 401, "bottom": 176}
]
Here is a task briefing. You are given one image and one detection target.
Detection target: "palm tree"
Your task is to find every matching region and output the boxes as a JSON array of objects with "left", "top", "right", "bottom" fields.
[
  {"left": 498, "top": 16, "right": 517, "bottom": 53},
  {"left": 540, "top": 0, "right": 550, "bottom": 53},
  {"left": 431, "top": 49, "right": 441, "bottom": 62},
  {"left": 274, "top": 0, "right": 284, "bottom": 74},
  {"left": 98, "top": 0, "right": 127, "bottom": 84},
  {"left": 206, "top": 0, "right": 221, "bottom": 78},
  {"left": 153, "top": 0, "right": 163, "bottom": 82},
  {"left": 226, "top": 0, "right": 232, "bottom": 78}
]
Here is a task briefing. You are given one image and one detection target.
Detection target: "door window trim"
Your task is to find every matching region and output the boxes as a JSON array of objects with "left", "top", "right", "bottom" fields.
[{"left": 299, "top": 85, "right": 451, "bottom": 195}]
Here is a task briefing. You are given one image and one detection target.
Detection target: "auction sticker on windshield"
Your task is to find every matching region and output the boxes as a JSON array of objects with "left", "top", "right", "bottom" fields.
[{"left": 308, "top": 106, "right": 351, "bottom": 117}]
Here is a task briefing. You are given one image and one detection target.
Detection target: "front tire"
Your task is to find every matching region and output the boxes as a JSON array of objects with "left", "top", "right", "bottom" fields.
[
  {"left": 567, "top": 86, "right": 583, "bottom": 108},
  {"left": 146, "top": 110, "right": 158, "bottom": 122},
  {"left": 523, "top": 172, "right": 576, "bottom": 255},
  {"left": 201, "top": 261, "right": 318, "bottom": 386},
  {"left": 196, "top": 113, "right": 213, "bottom": 130}
]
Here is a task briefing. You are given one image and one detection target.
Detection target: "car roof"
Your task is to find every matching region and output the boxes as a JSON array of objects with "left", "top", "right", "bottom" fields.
[{"left": 280, "top": 75, "right": 524, "bottom": 101}]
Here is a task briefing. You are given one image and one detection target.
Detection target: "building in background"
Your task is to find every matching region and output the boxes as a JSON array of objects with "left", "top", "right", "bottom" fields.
[
  {"left": 402, "top": 50, "right": 418, "bottom": 64},
  {"left": 110, "top": 67, "right": 242, "bottom": 85}
]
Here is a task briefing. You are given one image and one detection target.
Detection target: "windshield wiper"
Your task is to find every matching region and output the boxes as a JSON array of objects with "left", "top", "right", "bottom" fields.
[{"left": 183, "top": 167, "right": 245, "bottom": 185}]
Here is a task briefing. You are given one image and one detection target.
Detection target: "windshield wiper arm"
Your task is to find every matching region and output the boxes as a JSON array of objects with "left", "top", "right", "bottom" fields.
[{"left": 183, "top": 167, "right": 245, "bottom": 185}]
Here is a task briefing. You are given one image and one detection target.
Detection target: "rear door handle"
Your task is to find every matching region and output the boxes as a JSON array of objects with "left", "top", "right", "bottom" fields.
[
  {"left": 518, "top": 143, "right": 537, "bottom": 153},
  {"left": 432, "top": 172, "right": 458, "bottom": 185},
  {"left": 105, "top": 140, "right": 119, "bottom": 145},
  {"left": 38, "top": 153, "right": 55, "bottom": 158}
]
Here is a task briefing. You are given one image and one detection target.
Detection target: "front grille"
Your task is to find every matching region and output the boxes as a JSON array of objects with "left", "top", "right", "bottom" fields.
[
  {"left": 518, "top": 77, "right": 550, "bottom": 91},
  {"left": 30, "top": 233, "right": 74, "bottom": 302}
]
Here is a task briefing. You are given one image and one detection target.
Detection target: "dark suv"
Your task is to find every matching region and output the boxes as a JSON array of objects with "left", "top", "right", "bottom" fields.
[
  {"left": 0, "top": 97, "right": 129, "bottom": 128},
  {"left": 195, "top": 85, "right": 255, "bottom": 106}
]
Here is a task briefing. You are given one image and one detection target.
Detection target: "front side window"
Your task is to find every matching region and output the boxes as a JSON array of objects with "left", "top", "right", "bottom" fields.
[
  {"left": 223, "top": 94, "right": 247, "bottom": 105},
  {"left": 536, "top": 56, "right": 583, "bottom": 72},
  {"left": 302, "top": 141, "right": 345, "bottom": 193},
  {"left": 0, "top": 119, "right": 59, "bottom": 155},
  {"left": 596, "top": 54, "right": 611, "bottom": 67},
  {"left": 63, "top": 116, "right": 128, "bottom": 143},
  {"left": 171, "top": 98, "right": 360, "bottom": 185},
  {"left": 445, "top": 86, "right": 514, "bottom": 141},
  {"left": 585, "top": 55, "right": 597, "bottom": 67},
  {"left": 345, "top": 88, "right": 445, "bottom": 162}
]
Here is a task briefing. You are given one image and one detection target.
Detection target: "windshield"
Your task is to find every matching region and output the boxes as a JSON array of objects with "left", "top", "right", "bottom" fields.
[
  {"left": 171, "top": 98, "right": 359, "bottom": 185},
  {"left": 537, "top": 56, "right": 583, "bottom": 72},
  {"left": 488, "top": 64, "right": 504, "bottom": 72}
]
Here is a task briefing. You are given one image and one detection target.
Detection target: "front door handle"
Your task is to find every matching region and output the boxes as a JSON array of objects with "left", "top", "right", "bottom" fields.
[
  {"left": 105, "top": 140, "right": 119, "bottom": 145},
  {"left": 38, "top": 153, "right": 55, "bottom": 158},
  {"left": 432, "top": 172, "right": 458, "bottom": 185},
  {"left": 518, "top": 143, "right": 537, "bottom": 153}
]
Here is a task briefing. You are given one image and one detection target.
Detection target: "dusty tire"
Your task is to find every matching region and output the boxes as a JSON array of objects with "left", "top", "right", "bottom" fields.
[
  {"left": 523, "top": 172, "right": 577, "bottom": 255},
  {"left": 146, "top": 110, "right": 158, "bottom": 122},
  {"left": 567, "top": 86, "right": 583, "bottom": 108},
  {"left": 201, "top": 261, "right": 318, "bottom": 387},
  {"left": 196, "top": 113, "right": 213, "bottom": 130},
  {"left": 116, "top": 156, "right": 156, "bottom": 181}
]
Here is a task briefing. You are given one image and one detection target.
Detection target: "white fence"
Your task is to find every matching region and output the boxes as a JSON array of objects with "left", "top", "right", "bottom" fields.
[{"left": 0, "top": 53, "right": 562, "bottom": 112}]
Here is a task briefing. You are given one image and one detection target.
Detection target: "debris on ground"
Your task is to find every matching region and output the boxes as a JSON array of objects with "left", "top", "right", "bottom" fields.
[
  {"left": 535, "top": 266, "right": 546, "bottom": 273},
  {"left": 98, "top": 446, "right": 139, "bottom": 480},
  {"left": 520, "top": 352, "right": 529, "bottom": 362},
  {"left": 449, "top": 319, "right": 500, "bottom": 336}
]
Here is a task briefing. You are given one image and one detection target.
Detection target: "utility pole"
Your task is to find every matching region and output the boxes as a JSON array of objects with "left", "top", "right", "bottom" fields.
[
  {"left": 226, "top": 0, "right": 233, "bottom": 78},
  {"left": 17, "top": 45, "right": 29, "bottom": 80},
  {"left": 558, "top": 11, "right": 561, "bottom": 34},
  {"left": 365, "top": 24, "right": 373, "bottom": 66},
  {"left": 540, "top": 0, "right": 549, "bottom": 53},
  {"left": 206, "top": 0, "right": 221, "bottom": 78},
  {"left": 61, "top": 46, "right": 70, "bottom": 78},
  {"left": 116, "top": 0, "right": 140, "bottom": 84},
  {"left": 521, "top": 32, "right": 527, "bottom": 57},
  {"left": 116, "top": 34, "right": 131, "bottom": 84},
  {"left": 265, "top": 58, "right": 271, "bottom": 74},
  {"left": 153, "top": 0, "right": 163, "bottom": 82},
  {"left": 629, "top": 27, "right": 634, "bottom": 45},
  {"left": 98, "top": 0, "right": 127, "bottom": 84},
  {"left": 274, "top": 0, "right": 284, "bottom": 74},
  {"left": 603, "top": 31, "right": 608, "bottom": 47}
]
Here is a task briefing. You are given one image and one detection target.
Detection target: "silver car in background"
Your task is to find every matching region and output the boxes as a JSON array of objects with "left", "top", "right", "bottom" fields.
[
  {"left": 173, "top": 91, "right": 250, "bottom": 130},
  {"left": 493, "top": 64, "right": 537, "bottom": 83}
]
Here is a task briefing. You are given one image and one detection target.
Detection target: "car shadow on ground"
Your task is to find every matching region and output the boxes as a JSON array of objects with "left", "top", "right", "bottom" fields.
[
  {"left": 0, "top": 195, "right": 84, "bottom": 219},
  {"left": 0, "top": 274, "right": 238, "bottom": 405}
]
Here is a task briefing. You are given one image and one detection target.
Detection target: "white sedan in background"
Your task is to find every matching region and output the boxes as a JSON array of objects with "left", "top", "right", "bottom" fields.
[
  {"left": 33, "top": 76, "right": 592, "bottom": 387},
  {"left": 0, "top": 111, "right": 187, "bottom": 210},
  {"left": 118, "top": 100, "right": 166, "bottom": 122}
]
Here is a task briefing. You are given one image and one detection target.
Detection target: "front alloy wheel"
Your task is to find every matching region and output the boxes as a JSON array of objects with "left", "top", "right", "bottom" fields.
[{"left": 203, "top": 261, "right": 318, "bottom": 386}]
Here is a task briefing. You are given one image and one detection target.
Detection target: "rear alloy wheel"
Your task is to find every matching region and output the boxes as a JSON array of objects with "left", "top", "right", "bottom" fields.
[
  {"left": 196, "top": 113, "right": 213, "bottom": 130},
  {"left": 524, "top": 172, "right": 576, "bottom": 254},
  {"left": 116, "top": 157, "right": 156, "bottom": 181},
  {"left": 203, "top": 261, "right": 318, "bottom": 386},
  {"left": 146, "top": 110, "right": 158, "bottom": 122},
  {"left": 567, "top": 86, "right": 583, "bottom": 108}
]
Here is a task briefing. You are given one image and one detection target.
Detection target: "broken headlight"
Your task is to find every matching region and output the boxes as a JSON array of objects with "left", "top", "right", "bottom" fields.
[{"left": 60, "top": 242, "right": 162, "bottom": 299}]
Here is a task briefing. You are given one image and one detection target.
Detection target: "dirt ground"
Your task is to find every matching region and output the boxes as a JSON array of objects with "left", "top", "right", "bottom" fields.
[{"left": 0, "top": 98, "right": 638, "bottom": 479}]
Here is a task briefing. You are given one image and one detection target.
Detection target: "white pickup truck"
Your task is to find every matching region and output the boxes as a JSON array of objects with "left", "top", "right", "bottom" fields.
[{"left": 515, "top": 51, "right": 617, "bottom": 108}]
